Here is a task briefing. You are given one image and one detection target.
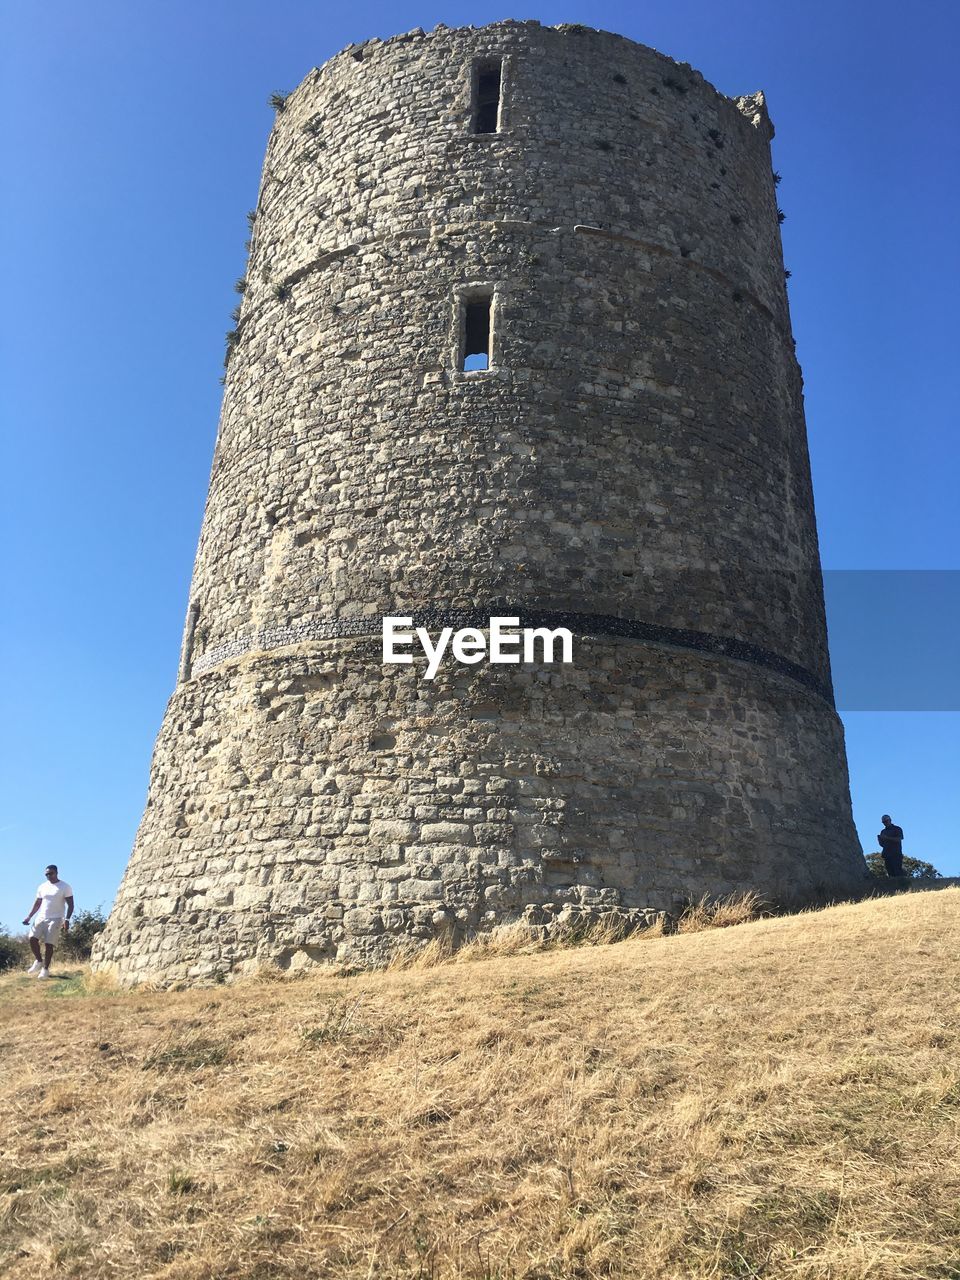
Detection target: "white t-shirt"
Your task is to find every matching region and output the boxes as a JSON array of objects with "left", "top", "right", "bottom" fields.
[{"left": 35, "top": 880, "right": 73, "bottom": 921}]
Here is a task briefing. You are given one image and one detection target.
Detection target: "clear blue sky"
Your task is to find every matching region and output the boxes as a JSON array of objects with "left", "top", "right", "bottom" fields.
[{"left": 1, "top": 0, "right": 957, "bottom": 927}]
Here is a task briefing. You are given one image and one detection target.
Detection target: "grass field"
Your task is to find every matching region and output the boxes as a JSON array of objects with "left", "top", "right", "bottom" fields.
[{"left": 2, "top": 888, "right": 959, "bottom": 1279}]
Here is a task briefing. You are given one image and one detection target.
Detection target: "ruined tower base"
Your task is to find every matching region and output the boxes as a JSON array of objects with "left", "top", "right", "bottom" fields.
[{"left": 92, "top": 635, "right": 867, "bottom": 986}]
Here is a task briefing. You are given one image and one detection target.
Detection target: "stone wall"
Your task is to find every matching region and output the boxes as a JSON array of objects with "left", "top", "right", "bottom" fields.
[{"left": 93, "top": 20, "right": 868, "bottom": 985}]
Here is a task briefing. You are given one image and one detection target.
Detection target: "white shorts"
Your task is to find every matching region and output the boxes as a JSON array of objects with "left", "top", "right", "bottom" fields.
[{"left": 29, "top": 919, "right": 63, "bottom": 945}]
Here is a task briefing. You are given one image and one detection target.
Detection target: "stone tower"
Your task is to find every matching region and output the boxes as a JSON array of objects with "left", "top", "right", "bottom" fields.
[{"left": 93, "top": 21, "right": 867, "bottom": 985}]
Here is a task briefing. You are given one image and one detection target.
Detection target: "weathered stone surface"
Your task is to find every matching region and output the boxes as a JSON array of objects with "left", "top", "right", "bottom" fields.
[{"left": 92, "top": 20, "right": 869, "bottom": 987}]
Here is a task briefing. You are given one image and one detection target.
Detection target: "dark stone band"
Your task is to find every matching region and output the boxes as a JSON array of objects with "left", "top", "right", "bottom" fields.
[{"left": 189, "top": 606, "right": 833, "bottom": 704}]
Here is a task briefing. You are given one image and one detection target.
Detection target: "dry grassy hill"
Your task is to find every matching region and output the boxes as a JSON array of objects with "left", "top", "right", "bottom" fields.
[{"left": 2, "top": 889, "right": 959, "bottom": 1280}]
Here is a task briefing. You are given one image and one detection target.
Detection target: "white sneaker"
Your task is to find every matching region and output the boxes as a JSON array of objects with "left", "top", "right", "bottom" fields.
[
  {"left": 37, "top": 968, "right": 50, "bottom": 980},
  {"left": 27, "top": 960, "right": 41, "bottom": 974}
]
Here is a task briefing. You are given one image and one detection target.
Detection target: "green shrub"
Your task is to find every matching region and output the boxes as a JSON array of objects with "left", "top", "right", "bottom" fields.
[
  {"left": 60, "top": 908, "right": 107, "bottom": 961},
  {"left": 0, "top": 932, "right": 29, "bottom": 971},
  {"left": 866, "top": 853, "right": 943, "bottom": 880}
]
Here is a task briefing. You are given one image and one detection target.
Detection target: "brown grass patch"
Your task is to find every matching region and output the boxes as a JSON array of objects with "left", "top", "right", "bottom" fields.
[
  {"left": 2, "top": 889, "right": 960, "bottom": 1278},
  {"left": 387, "top": 901, "right": 683, "bottom": 972},
  {"left": 675, "top": 889, "right": 768, "bottom": 933}
]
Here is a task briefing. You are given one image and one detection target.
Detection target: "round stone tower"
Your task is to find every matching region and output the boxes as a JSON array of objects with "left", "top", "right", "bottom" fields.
[{"left": 93, "top": 20, "right": 868, "bottom": 985}]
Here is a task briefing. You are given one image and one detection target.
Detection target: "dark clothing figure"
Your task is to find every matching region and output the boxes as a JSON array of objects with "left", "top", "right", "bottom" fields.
[{"left": 879, "top": 819, "right": 904, "bottom": 877}]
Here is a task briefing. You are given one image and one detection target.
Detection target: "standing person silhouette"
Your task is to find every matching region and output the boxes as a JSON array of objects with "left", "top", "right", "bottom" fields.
[
  {"left": 878, "top": 815, "right": 905, "bottom": 877},
  {"left": 22, "top": 865, "right": 74, "bottom": 979}
]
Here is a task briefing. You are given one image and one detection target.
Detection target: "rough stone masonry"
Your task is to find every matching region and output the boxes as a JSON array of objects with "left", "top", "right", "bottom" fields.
[{"left": 92, "top": 20, "right": 870, "bottom": 985}]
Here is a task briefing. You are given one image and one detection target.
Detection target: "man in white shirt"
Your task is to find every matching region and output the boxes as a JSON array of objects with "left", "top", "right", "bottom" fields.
[{"left": 22, "top": 865, "right": 74, "bottom": 979}]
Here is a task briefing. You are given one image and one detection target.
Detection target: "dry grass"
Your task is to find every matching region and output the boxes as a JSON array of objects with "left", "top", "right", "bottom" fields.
[
  {"left": 675, "top": 889, "right": 768, "bottom": 934},
  {"left": 2, "top": 889, "right": 960, "bottom": 1279},
  {"left": 388, "top": 893, "right": 722, "bottom": 974}
]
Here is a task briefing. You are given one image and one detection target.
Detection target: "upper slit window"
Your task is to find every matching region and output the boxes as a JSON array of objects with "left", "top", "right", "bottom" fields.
[
  {"left": 472, "top": 60, "right": 502, "bottom": 134},
  {"left": 462, "top": 294, "right": 492, "bottom": 371}
]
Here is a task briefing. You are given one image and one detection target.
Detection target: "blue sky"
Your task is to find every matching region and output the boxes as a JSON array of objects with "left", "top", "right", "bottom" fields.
[{"left": 1, "top": 0, "right": 957, "bottom": 927}]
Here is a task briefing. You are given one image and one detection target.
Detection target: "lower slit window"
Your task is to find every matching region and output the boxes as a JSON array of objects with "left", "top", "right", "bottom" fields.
[
  {"left": 462, "top": 294, "right": 492, "bottom": 371},
  {"left": 473, "top": 60, "right": 502, "bottom": 134}
]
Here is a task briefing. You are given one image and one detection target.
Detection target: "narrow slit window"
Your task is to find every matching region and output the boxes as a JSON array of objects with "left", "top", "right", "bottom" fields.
[
  {"left": 462, "top": 295, "right": 492, "bottom": 371},
  {"left": 472, "top": 60, "right": 502, "bottom": 134},
  {"left": 178, "top": 601, "right": 200, "bottom": 683}
]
